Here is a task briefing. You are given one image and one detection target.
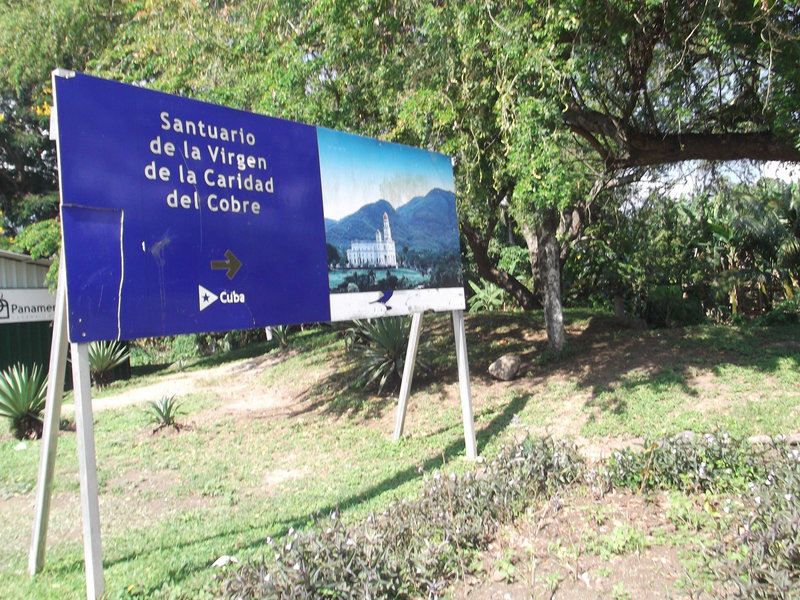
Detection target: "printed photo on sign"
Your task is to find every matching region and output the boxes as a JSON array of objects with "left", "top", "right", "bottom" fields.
[{"left": 317, "top": 128, "right": 465, "bottom": 321}]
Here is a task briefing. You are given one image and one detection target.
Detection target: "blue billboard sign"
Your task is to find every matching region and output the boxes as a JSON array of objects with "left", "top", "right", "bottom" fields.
[{"left": 53, "top": 72, "right": 464, "bottom": 342}]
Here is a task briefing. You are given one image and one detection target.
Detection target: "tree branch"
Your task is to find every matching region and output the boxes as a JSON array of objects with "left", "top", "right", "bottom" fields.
[
  {"left": 564, "top": 106, "right": 800, "bottom": 169},
  {"left": 610, "top": 131, "right": 800, "bottom": 169}
]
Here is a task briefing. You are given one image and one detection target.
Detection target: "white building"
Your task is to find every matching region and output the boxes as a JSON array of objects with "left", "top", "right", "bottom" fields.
[{"left": 346, "top": 212, "right": 398, "bottom": 268}]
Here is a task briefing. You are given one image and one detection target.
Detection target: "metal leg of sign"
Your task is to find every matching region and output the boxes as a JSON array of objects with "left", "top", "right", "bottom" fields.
[
  {"left": 452, "top": 310, "right": 477, "bottom": 460},
  {"left": 71, "top": 343, "right": 105, "bottom": 600},
  {"left": 393, "top": 311, "right": 424, "bottom": 440},
  {"left": 29, "top": 265, "right": 69, "bottom": 575}
]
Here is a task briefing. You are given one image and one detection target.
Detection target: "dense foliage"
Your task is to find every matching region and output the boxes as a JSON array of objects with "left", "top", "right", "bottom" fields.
[
  {"left": 565, "top": 177, "right": 800, "bottom": 324},
  {"left": 2, "top": 0, "right": 799, "bottom": 347},
  {"left": 0, "top": 0, "right": 127, "bottom": 232},
  {"left": 594, "top": 431, "right": 768, "bottom": 494},
  {"left": 714, "top": 444, "right": 800, "bottom": 599}
]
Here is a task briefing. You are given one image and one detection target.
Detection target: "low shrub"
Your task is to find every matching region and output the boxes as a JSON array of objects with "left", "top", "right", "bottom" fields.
[
  {"left": 593, "top": 432, "right": 766, "bottom": 494},
  {"left": 467, "top": 279, "right": 508, "bottom": 313},
  {"left": 224, "top": 436, "right": 583, "bottom": 599},
  {"left": 347, "top": 317, "right": 424, "bottom": 394},
  {"left": 593, "top": 433, "right": 799, "bottom": 598},
  {"left": 223, "top": 432, "right": 800, "bottom": 599},
  {"left": 271, "top": 325, "right": 290, "bottom": 351},
  {"left": 641, "top": 285, "right": 705, "bottom": 328},
  {"left": 711, "top": 443, "right": 800, "bottom": 599},
  {"left": 146, "top": 395, "right": 184, "bottom": 432},
  {"left": 755, "top": 297, "right": 800, "bottom": 326},
  {"left": 130, "top": 329, "right": 267, "bottom": 366},
  {"left": 168, "top": 334, "right": 201, "bottom": 362}
]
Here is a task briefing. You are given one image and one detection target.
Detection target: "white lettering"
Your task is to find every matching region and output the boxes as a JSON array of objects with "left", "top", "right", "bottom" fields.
[
  {"left": 145, "top": 161, "right": 170, "bottom": 181},
  {"left": 220, "top": 290, "right": 246, "bottom": 304},
  {"left": 158, "top": 111, "right": 256, "bottom": 146}
]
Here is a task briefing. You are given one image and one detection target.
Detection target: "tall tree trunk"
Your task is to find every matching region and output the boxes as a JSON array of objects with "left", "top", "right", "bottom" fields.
[
  {"left": 520, "top": 222, "right": 541, "bottom": 297},
  {"left": 536, "top": 207, "right": 566, "bottom": 353}
]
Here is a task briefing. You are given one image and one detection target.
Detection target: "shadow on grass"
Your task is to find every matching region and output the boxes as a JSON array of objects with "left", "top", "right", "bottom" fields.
[
  {"left": 127, "top": 311, "right": 799, "bottom": 442},
  {"left": 91, "top": 389, "right": 529, "bottom": 596},
  {"left": 537, "top": 316, "right": 800, "bottom": 421},
  {"left": 333, "top": 311, "right": 800, "bottom": 429},
  {"left": 130, "top": 363, "right": 172, "bottom": 378},
  {"left": 272, "top": 312, "right": 544, "bottom": 419}
]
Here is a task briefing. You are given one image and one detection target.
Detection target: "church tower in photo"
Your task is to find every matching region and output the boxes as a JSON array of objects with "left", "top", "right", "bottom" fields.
[{"left": 346, "top": 211, "right": 398, "bottom": 268}]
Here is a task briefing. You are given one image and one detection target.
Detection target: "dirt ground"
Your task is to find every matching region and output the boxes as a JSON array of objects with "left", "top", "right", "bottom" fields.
[{"left": 449, "top": 488, "right": 711, "bottom": 600}]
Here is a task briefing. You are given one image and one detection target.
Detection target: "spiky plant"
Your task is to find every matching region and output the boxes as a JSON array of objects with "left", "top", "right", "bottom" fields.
[
  {"left": 87, "top": 340, "right": 129, "bottom": 388},
  {"left": 0, "top": 363, "right": 48, "bottom": 439},
  {"left": 146, "top": 395, "right": 184, "bottom": 432},
  {"left": 349, "top": 317, "right": 427, "bottom": 394},
  {"left": 272, "top": 325, "right": 290, "bottom": 351}
]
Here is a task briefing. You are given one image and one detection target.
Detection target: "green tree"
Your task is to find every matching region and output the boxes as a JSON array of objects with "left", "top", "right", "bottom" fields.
[
  {"left": 0, "top": 0, "right": 126, "bottom": 236},
  {"left": 706, "top": 178, "right": 800, "bottom": 313},
  {"left": 5, "top": 0, "right": 800, "bottom": 354},
  {"left": 566, "top": 174, "right": 800, "bottom": 322},
  {"left": 489, "top": 0, "right": 800, "bottom": 349}
]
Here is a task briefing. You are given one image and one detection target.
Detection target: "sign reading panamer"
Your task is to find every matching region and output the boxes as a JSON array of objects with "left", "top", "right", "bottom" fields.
[
  {"left": 0, "top": 289, "right": 56, "bottom": 323},
  {"left": 53, "top": 72, "right": 464, "bottom": 343}
]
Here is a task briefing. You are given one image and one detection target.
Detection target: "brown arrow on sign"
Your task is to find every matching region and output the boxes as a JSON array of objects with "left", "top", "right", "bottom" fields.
[{"left": 210, "top": 250, "right": 242, "bottom": 280}]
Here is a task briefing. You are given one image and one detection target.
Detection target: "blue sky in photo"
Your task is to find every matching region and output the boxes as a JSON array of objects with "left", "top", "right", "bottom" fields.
[{"left": 317, "top": 127, "right": 455, "bottom": 220}]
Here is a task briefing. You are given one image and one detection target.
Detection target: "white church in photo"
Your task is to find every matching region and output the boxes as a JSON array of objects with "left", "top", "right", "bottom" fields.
[{"left": 346, "top": 212, "right": 398, "bottom": 268}]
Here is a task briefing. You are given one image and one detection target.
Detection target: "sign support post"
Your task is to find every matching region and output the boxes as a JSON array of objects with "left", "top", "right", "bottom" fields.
[
  {"left": 452, "top": 309, "right": 477, "bottom": 459},
  {"left": 29, "top": 259, "right": 105, "bottom": 599},
  {"left": 393, "top": 312, "right": 424, "bottom": 440},
  {"left": 29, "top": 257, "right": 68, "bottom": 574},
  {"left": 71, "top": 342, "right": 105, "bottom": 600},
  {"left": 394, "top": 310, "right": 477, "bottom": 459}
]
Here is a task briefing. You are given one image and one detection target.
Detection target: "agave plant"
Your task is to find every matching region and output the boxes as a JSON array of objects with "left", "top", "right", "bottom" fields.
[
  {"left": 0, "top": 363, "right": 48, "bottom": 439},
  {"left": 146, "top": 394, "right": 184, "bottom": 432},
  {"left": 348, "top": 317, "right": 428, "bottom": 394},
  {"left": 87, "top": 340, "right": 129, "bottom": 388},
  {"left": 271, "top": 325, "right": 290, "bottom": 351}
]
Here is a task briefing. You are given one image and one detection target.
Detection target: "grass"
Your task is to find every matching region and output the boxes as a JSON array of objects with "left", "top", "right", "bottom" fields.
[
  {"left": 0, "top": 326, "right": 484, "bottom": 598},
  {"left": 0, "top": 310, "right": 798, "bottom": 598}
]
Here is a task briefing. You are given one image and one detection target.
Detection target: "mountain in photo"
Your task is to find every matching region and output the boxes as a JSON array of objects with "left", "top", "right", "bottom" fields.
[{"left": 324, "top": 188, "right": 459, "bottom": 255}]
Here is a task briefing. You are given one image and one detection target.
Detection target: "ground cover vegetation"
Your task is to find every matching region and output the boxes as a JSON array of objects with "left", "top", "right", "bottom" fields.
[{"left": 0, "top": 311, "right": 797, "bottom": 598}]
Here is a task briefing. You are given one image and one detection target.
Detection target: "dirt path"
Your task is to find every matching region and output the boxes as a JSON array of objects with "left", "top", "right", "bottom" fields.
[{"left": 69, "top": 353, "right": 289, "bottom": 413}]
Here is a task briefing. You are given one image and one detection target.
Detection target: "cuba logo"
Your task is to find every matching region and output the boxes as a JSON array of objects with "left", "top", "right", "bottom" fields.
[{"left": 198, "top": 285, "right": 246, "bottom": 312}]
